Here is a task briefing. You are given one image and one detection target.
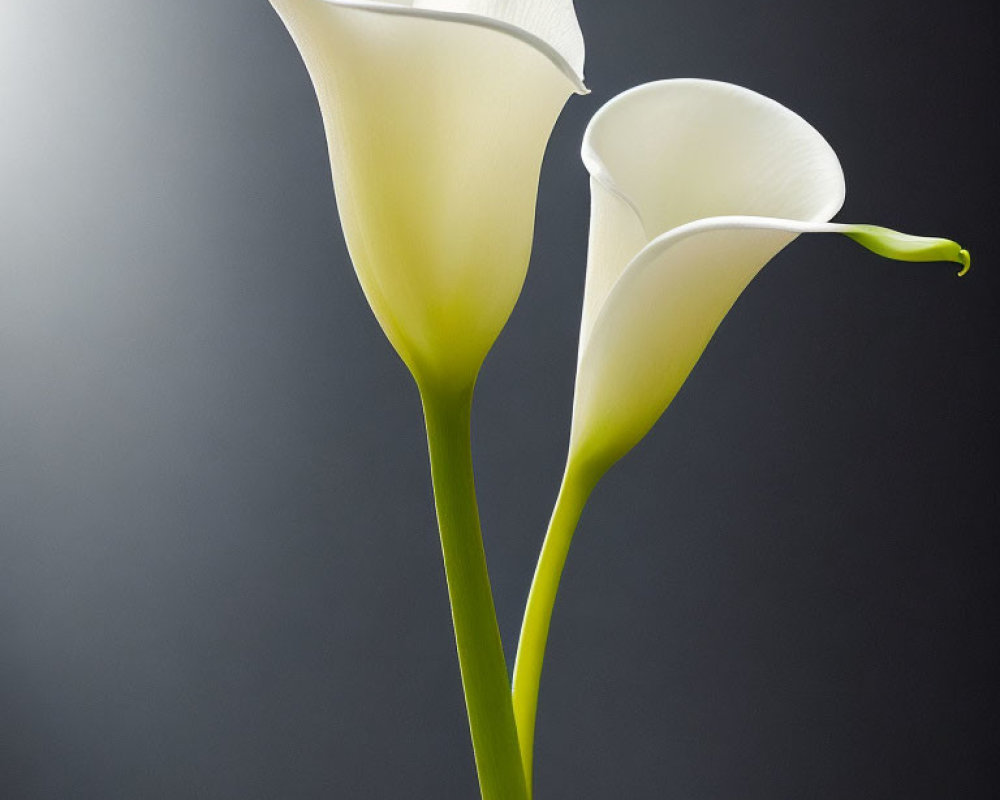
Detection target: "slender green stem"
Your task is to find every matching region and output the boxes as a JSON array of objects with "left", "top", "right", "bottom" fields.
[
  {"left": 420, "top": 383, "right": 527, "bottom": 800},
  {"left": 512, "top": 464, "right": 598, "bottom": 795}
]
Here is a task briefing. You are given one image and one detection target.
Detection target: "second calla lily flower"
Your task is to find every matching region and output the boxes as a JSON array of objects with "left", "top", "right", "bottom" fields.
[
  {"left": 567, "top": 78, "right": 967, "bottom": 478},
  {"left": 511, "top": 82, "right": 967, "bottom": 786},
  {"left": 270, "top": 0, "right": 586, "bottom": 390}
]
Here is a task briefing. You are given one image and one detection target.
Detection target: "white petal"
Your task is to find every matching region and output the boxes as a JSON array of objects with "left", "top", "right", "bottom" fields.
[
  {"left": 569, "top": 216, "right": 856, "bottom": 472},
  {"left": 271, "top": 0, "right": 579, "bottom": 386},
  {"left": 579, "top": 79, "right": 845, "bottom": 353}
]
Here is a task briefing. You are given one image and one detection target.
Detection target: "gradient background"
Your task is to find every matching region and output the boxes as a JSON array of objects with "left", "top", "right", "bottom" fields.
[{"left": 1, "top": 1, "right": 997, "bottom": 797}]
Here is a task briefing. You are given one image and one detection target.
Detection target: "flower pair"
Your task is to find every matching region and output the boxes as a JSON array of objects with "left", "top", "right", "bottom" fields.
[
  {"left": 270, "top": 2, "right": 966, "bottom": 797},
  {"left": 272, "top": 0, "right": 965, "bottom": 479}
]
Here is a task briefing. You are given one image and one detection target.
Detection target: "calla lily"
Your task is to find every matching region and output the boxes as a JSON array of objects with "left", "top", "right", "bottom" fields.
[
  {"left": 568, "top": 78, "right": 968, "bottom": 479},
  {"left": 271, "top": 4, "right": 586, "bottom": 798},
  {"left": 512, "top": 79, "right": 967, "bottom": 789},
  {"left": 270, "top": 0, "right": 586, "bottom": 391}
]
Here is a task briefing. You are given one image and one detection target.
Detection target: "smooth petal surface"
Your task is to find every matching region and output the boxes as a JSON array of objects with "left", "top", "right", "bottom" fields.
[
  {"left": 272, "top": 0, "right": 584, "bottom": 388},
  {"left": 569, "top": 80, "right": 846, "bottom": 474}
]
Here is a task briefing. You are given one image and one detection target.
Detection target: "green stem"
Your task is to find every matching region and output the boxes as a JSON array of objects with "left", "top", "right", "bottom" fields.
[
  {"left": 420, "top": 383, "right": 527, "bottom": 800},
  {"left": 512, "top": 464, "right": 598, "bottom": 795}
]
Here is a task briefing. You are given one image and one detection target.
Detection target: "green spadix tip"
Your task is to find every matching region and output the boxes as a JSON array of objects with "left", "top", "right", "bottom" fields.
[{"left": 844, "top": 225, "right": 969, "bottom": 277}]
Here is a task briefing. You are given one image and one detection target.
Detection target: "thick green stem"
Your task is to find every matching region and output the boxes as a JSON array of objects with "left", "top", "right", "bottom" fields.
[
  {"left": 420, "top": 383, "right": 527, "bottom": 800},
  {"left": 512, "top": 464, "right": 598, "bottom": 795}
]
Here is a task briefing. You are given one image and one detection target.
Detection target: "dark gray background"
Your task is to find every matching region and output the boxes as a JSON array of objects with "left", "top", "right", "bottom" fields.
[{"left": 1, "top": 1, "right": 997, "bottom": 797}]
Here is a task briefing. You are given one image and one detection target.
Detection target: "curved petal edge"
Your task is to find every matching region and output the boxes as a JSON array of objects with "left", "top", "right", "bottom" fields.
[{"left": 319, "top": 0, "right": 587, "bottom": 92}]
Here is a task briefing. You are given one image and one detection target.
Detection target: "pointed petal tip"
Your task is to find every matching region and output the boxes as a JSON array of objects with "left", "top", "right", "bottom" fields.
[
  {"left": 957, "top": 249, "right": 971, "bottom": 277},
  {"left": 843, "top": 225, "right": 970, "bottom": 276}
]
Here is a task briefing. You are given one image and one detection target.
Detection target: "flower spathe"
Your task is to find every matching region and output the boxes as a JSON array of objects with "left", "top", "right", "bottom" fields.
[
  {"left": 566, "top": 79, "right": 968, "bottom": 478},
  {"left": 270, "top": 0, "right": 586, "bottom": 391},
  {"left": 511, "top": 82, "right": 968, "bottom": 788}
]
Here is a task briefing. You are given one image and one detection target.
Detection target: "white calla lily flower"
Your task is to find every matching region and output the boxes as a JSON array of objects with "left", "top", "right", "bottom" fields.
[
  {"left": 567, "top": 78, "right": 967, "bottom": 478},
  {"left": 512, "top": 81, "right": 967, "bottom": 784},
  {"left": 272, "top": 5, "right": 587, "bottom": 797},
  {"left": 270, "top": 0, "right": 586, "bottom": 391}
]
